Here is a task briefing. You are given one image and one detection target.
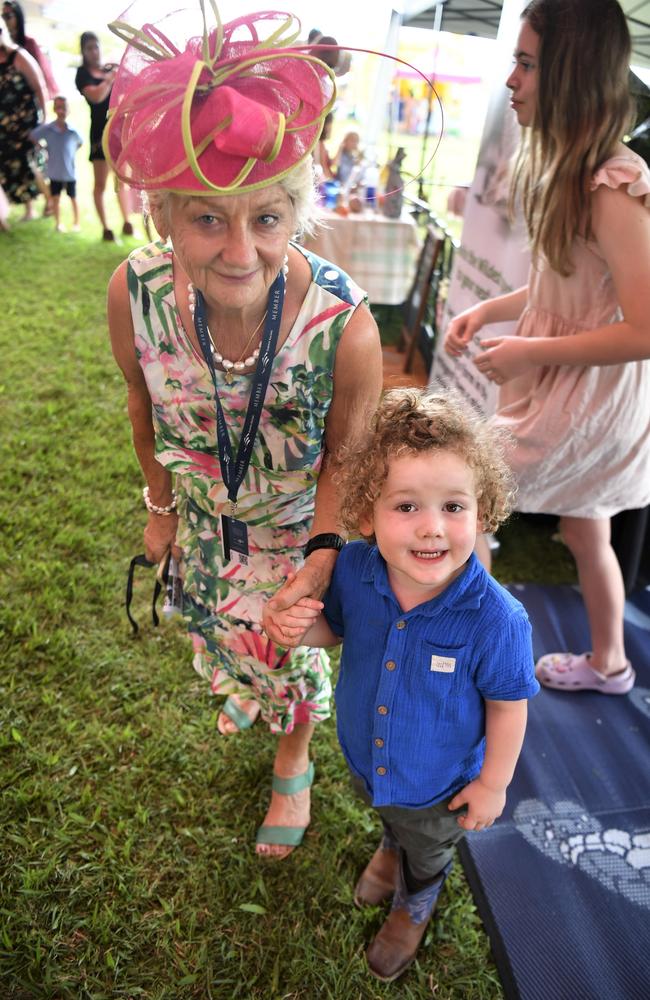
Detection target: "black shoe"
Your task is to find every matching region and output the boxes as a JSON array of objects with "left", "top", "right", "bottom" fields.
[
  {"left": 102, "top": 228, "right": 115, "bottom": 242},
  {"left": 122, "top": 222, "right": 134, "bottom": 236}
]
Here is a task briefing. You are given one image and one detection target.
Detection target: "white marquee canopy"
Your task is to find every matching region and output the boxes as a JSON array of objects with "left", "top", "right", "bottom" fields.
[{"left": 402, "top": 0, "right": 650, "bottom": 67}]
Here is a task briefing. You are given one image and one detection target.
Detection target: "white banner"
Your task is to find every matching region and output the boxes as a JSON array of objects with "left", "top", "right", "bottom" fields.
[{"left": 430, "top": 0, "right": 530, "bottom": 414}]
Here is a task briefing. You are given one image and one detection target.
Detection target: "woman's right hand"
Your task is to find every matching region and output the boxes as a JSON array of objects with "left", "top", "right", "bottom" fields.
[
  {"left": 444, "top": 302, "right": 487, "bottom": 357},
  {"left": 143, "top": 511, "right": 179, "bottom": 564},
  {"left": 262, "top": 574, "right": 324, "bottom": 648}
]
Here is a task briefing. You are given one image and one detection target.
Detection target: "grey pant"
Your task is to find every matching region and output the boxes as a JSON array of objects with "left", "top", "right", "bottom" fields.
[{"left": 350, "top": 774, "right": 466, "bottom": 889}]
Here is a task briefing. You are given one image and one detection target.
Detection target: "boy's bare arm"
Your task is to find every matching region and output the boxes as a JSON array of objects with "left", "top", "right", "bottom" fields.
[
  {"left": 480, "top": 698, "right": 528, "bottom": 791},
  {"left": 299, "top": 613, "right": 341, "bottom": 648},
  {"left": 448, "top": 699, "right": 528, "bottom": 831}
]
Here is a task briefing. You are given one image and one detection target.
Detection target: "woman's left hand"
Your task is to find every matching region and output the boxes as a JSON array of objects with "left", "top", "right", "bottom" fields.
[
  {"left": 143, "top": 510, "right": 180, "bottom": 564},
  {"left": 473, "top": 336, "right": 533, "bottom": 384}
]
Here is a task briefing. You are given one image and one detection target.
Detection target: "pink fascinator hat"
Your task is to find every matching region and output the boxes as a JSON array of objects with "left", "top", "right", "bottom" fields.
[{"left": 103, "top": 0, "right": 336, "bottom": 193}]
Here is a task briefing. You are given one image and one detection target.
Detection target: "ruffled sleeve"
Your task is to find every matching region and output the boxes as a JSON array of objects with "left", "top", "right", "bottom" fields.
[{"left": 591, "top": 147, "right": 650, "bottom": 207}]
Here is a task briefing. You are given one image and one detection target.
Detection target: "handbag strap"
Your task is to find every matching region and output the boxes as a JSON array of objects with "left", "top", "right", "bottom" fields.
[{"left": 125, "top": 552, "right": 170, "bottom": 634}]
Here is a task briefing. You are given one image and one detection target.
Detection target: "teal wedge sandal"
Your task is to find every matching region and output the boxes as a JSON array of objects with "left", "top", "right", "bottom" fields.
[
  {"left": 219, "top": 696, "right": 259, "bottom": 733},
  {"left": 256, "top": 761, "right": 315, "bottom": 852}
]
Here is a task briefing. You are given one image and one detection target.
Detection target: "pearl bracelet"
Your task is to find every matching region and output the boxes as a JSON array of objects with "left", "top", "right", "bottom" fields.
[{"left": 143, "top": 486, "right": 177, "bottom": 516}]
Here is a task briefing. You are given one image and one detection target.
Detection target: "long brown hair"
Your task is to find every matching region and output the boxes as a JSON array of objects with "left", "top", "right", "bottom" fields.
[{"left": 511, "top": 0, "right": 633, "bottom": 275}]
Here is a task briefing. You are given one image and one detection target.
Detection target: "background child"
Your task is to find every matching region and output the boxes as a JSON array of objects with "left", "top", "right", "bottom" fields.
[
  {"left": 264, "top": 389, "right": 538, "bottom": 983},
  {"left": 334, "top": 130, "right": 360, "bottom": 185},
  {"left": 444, "top": 0, "right": 650, "bottom": 696},
  {"left": 30, "top": 96, "right": 82, "bottom": 232}
]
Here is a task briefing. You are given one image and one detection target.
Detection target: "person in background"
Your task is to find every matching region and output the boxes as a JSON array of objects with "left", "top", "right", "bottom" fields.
[
  {"left": 30, "top": 95, "right": 82, "bottom": 232},
  {"left": 381, "top": 145, "right": 407, "bottom": 219},
  {"left": 0, "top": 21, "right": 46, "bottom": 220},
  {"left": 307, "top": 29, "right": 351, "bottom": 77},
  {"left": 334, "top": 130, "right": 360, "bottom": 186},
  {"left": 313, "top": 110, "right": 335, "bottom": 180},
  {"left": 75, "top": 30, "right": 133, "bottom": 242},
  {"left": 0, "top": 177, "right": 8, "bottom": 229},
  {"left": 2, "top": 0, "right": 57, "bottom": 219},
  {"left": 264, "top": 389, "right": 537, "bottom": 981},
  {"left": 444, "top": 0, "right": 650, "bottom": 696},
  {"left": 2, "top": 1, "right": 57, "bottom": 98},
  {"left": 106, "top": 4, "right": 382, "bottom": 860}
]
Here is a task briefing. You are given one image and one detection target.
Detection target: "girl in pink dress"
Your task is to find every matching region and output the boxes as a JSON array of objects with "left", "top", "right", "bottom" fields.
[{"left": 444, "top": 0, "right": 650, "bottom": 696}]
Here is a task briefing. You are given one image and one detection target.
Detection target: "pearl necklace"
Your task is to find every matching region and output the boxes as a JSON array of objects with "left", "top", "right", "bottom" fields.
[
  {"left": 186, "top": 255, "right": 288, "bottom": 385},
  {"left": 187, "top": 284, "right": 266, "bottom": 384}
]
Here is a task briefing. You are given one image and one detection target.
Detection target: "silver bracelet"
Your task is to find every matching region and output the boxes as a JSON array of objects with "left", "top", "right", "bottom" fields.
[{"left": 143, "top": 485, "right": 177, "bottom": 516}]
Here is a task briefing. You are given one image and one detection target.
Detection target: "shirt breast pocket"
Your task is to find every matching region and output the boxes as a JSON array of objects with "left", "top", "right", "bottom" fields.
[{"left": 421, "top": 642, "right": 467, "bottom": 726}]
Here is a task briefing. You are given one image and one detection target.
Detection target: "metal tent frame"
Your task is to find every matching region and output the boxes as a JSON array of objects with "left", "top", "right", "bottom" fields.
[{"left": 401, "top": 0, "right": 650, "bottom": 67}]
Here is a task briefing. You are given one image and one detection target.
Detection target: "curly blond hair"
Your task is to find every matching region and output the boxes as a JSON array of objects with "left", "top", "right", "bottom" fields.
[{"left": 338, "top": 388, "right": 516, "bottom": 536}]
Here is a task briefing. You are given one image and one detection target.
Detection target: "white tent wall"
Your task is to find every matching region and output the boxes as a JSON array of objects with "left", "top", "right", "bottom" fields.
[
  {"left": 401, "top": 0, "right": 650, "bottom": 67},
  {"left": 428, "top": 0, "right": 529, "bottom": 406}
]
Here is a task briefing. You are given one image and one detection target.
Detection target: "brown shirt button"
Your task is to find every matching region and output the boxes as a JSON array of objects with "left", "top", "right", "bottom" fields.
[
  {"left": 385, "top": 660, "right": 396, "bottom": 671},
  {"left": 376, "top": 766, "right": 387, "bottom": 776},
  {"left": 396, "top": 620, "right": 407, "bottom": 630},
  {"left": 377, "top": 705, "right": 388, "bottom": 715},
  {"left": 374, "top": 738, "right": 384, "bottom": 748}
]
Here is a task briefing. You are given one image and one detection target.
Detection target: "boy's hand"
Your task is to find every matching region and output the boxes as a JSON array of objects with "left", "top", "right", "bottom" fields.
[
  {"left": 448, "top": 778, "right": 506, "bottom": 832},
  {"left": 262, "top": 573, "right": 324, "bottom": 647}
]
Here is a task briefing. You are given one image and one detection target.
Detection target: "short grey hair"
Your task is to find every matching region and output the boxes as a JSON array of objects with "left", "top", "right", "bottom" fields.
[
  {"left": 279, "top": 157, "right": 322, "bottom": 237},
  {"left": 144, "top": 156, "right": 322, "bottom": 239}
]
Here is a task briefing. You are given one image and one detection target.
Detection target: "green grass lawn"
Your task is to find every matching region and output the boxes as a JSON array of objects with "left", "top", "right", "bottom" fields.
[{"left": 0, "top": 206, "right": 576, "bottom": 999}]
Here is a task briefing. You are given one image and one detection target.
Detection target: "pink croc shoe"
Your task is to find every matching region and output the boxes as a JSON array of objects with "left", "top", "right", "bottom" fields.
[{"left": 535, "top": 652, "right": 635, "bottom": 695}]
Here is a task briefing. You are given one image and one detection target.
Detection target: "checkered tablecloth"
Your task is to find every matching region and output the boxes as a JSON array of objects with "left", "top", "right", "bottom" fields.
[{"left": 302, "top": 209, "right": 421, "bottom": 305}]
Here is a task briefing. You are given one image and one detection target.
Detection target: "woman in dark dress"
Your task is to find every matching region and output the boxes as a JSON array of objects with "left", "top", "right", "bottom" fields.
[
  {"left": 75, "top": 31, "right": 133, "bottom": 241},
  {"left": 2, "top": 1, "right": 58, "bottom": 98},
  {"left": 0, "top": 22, "right": 46, "bottom": 220}
]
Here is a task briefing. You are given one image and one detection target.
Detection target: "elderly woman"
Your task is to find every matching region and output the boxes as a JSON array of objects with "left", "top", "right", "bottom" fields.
[{"left": 106, "top": 4, "right": 382, "bottom": 860}]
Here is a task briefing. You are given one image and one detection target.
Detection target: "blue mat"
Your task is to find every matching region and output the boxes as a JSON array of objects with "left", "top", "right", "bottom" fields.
[{"left": 458, "top": 584, "right": 650, "bottom": 1000}]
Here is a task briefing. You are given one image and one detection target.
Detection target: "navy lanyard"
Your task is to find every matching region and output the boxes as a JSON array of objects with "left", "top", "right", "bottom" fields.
[{"left": 193, "top": 272, "right": 284, "bottom": 511}]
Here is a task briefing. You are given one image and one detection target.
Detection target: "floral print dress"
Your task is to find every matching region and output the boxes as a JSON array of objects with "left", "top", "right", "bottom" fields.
[
  {"left": 0, "top": 50, "right": 39, "bottom": 205},
  {"left": 127, "top": 240, "right": 365, "bottom": 733}
]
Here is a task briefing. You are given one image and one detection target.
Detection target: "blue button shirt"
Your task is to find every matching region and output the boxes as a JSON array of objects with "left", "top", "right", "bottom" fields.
[
  {"left": 30, "top": 122, "right": 82, "bottom": 182},
  {"left": 323, "top": 544, "right": 538, "bottom": 809}
]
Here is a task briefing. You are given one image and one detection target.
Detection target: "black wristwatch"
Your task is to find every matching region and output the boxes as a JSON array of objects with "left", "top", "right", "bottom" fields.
[{"left": 304, "top": 533, "right": 345, "bottom": 558}]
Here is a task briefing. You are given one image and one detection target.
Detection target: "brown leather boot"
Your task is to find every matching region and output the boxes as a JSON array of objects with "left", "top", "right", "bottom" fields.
[
  {"left": 366, "top": 860, "right": 451, "bottom": 982},
  {"left": 354, "top": 838, "right": 399, "bottom": 907}
]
